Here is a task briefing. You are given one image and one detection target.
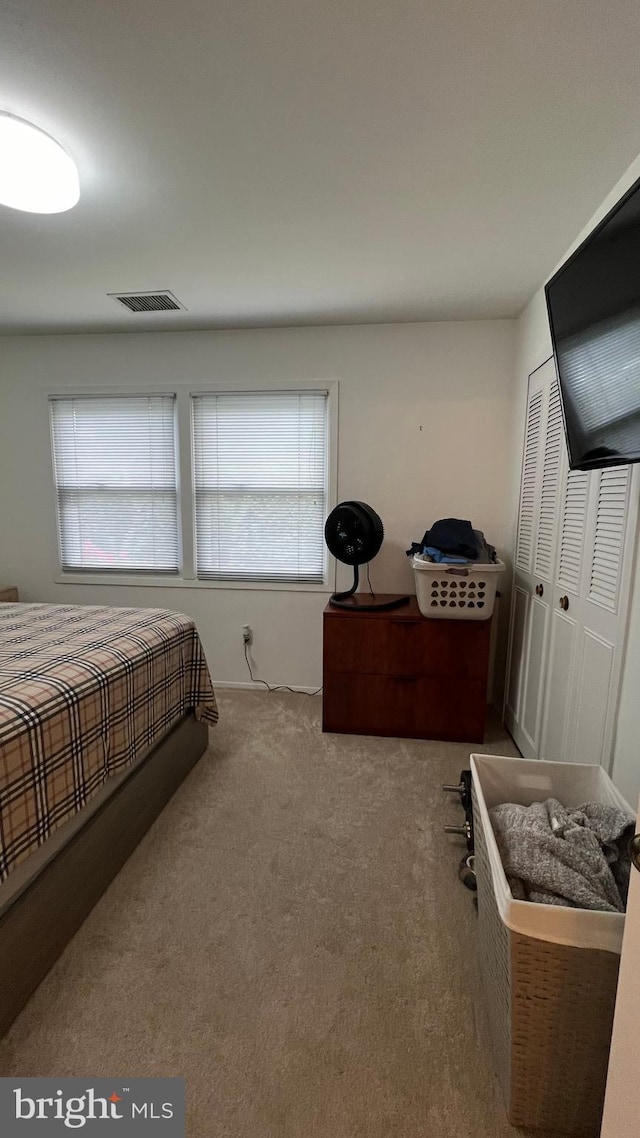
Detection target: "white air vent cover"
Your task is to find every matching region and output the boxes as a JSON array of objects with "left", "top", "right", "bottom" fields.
[{"left": 108, "top": 290, "right": 186, "bottom": 313}]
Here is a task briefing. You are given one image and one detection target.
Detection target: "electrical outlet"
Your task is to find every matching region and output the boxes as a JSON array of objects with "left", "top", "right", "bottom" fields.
[{"left": 242, "top": 624, "right": 253, "bottom": 645}]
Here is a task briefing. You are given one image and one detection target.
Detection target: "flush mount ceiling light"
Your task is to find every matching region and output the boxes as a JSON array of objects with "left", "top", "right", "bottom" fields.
[{"left": 0, "top": 112, "right": 79, "bottom": 213}]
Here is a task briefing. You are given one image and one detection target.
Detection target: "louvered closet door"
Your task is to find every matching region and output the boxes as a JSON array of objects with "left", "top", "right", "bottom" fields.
[
  {"left": 505, "top": 359, "right": 562, "bottom": 757},
  {"left": 541, "top": 460, "right": 639, "bottom": 767}
]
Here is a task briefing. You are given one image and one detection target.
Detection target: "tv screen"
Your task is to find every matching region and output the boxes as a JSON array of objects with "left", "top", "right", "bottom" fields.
[{"left": 545, "top": 175, "right": 640, "bottom": 470}]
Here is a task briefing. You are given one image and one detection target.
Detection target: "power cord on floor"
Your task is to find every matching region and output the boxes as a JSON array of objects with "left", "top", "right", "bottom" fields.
[
  {"left": 244, "top": 643, "right": 322, "bottom": 697},
  {"left": 366, "top": 562, "right": 374, "bottom": 596}
]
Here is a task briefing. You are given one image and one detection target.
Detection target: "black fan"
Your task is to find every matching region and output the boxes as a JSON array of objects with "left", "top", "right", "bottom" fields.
[{"left": 324, "top": 501, "right": 409, "bottom": 611}]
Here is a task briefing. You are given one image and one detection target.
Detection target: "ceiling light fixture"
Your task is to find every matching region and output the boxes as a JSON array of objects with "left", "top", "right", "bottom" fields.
[{"left": 0, "top": 112, "right": 80, "bottom": 214}]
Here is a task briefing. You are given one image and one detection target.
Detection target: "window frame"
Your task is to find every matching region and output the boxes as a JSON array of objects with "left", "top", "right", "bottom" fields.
[
  {"left": 50, "top": 380, "right": 339, "bottom": 593},
  {"left": 191, "top": 388, "right": 330, "bottom": 585},
  {"left": 49, "top": 392, "right": 182, "bottom": 577}
]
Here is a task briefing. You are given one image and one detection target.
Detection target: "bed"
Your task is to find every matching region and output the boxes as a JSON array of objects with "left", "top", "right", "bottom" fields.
[{"left": 0, "top": 602, "right": 218, "bottom": 1035}]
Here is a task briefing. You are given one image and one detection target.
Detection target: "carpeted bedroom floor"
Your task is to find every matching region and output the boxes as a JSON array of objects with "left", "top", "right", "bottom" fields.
[{"left": 0, "top": 690, "right": 562, "bottom": 1138}]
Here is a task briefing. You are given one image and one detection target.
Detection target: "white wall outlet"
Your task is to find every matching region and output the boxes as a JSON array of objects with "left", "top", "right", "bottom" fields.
[{"left": 242, "top": 624, "right": 253, "bottom": 645}]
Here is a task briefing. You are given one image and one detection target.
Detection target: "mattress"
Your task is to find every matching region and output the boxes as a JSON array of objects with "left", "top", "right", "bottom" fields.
[{"left": 0, "top": 603, "right": 218, "bottom": 882}]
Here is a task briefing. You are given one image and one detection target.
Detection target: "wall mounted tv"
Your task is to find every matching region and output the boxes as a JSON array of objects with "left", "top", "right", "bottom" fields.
[{"left": 545, "top": 174, "right": 640, "bottom": 471}]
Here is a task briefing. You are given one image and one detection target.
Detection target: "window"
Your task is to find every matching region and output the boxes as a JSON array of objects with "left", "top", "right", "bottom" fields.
[
  {"left": 49, "top": 388, "right": 333, "bottom": 586},
  {"left": 50, "top": 395, "right": 179, "bottom": 572},
  {"left": 192, "top": 391, "right": 328, "bottom": 582}
]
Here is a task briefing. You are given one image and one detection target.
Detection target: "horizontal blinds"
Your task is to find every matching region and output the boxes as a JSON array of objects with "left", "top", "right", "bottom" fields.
[
  {"left": 562, "top": 312, "right": 640, "bottom": 452},
  {"left": 50, "top": 395, "right": 179, "bottom": 572},
  {"left": 192, "top": 391, "right": 328, "bottom": 581}
]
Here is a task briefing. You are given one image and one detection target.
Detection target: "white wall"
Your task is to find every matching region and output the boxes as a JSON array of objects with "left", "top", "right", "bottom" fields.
[
  {"left": 0, "top": 321, "right": 515, "bottom": 690},
  {"left": 509, "top": 153, "right": 640, "bottom": 805}
]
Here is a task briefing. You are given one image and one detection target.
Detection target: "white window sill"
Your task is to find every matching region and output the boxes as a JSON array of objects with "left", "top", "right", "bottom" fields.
[{"left": 54, "top": 574, "right": 334, "bottom": 593}]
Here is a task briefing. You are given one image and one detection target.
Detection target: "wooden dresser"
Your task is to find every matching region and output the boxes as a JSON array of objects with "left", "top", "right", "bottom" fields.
[
  {"left": 0, "top": 587, "right": 18, "bottom": 603},
  {"left": 322, "top": 596, "right": 492, "bottom": 743}
]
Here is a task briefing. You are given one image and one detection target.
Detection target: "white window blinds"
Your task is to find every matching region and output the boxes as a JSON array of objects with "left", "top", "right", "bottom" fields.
[
  {"left": 50, "top": 395, "right": 179, "bottom": 572},
  {"left": 562, "top": 312, "right": 640, "bottom": 454},
  {"left": 192, "top": 391, "right": 328, "bottom": 581}
]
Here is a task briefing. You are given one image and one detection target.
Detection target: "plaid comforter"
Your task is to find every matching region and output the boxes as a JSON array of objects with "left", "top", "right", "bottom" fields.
[{"left": 0, "top": 604, "right": 218, "bottom": 882}]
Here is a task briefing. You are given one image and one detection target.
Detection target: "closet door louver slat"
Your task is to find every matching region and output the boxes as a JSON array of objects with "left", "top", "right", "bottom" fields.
[
  {"left": 516, "top": 389, "right": 543, "bottom": 574},
  {"left": 588, "top": 467, "right": 631, "bottom": 611},
  {"left": 535, "top": 381, "right": 563, "bottom": 579},
  {"left": 558, "top": 470, "right": 589, "bottom": 594}
]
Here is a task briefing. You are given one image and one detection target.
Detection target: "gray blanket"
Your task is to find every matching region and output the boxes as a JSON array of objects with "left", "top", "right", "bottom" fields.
[{"left": 489, "top": 798, "right": 634, "bottom": 912}]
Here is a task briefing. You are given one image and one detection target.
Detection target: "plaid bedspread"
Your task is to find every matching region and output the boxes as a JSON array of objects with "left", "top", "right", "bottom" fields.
[{"left": 0, "top": 604, "right": 218, "bottom": 882}]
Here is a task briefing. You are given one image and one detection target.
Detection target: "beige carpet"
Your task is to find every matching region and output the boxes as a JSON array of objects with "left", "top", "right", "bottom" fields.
[{"left": 0, "top": 691, "right": 561, "bottom": 1137}]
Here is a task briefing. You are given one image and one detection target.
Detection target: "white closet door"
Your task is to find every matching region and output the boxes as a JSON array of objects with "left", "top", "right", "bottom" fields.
[
  {"left": 541, "top": 464, "right": 589, "bottom": 761},
  {"left": 505, "top": 360, "right": 561, "bottom": 757},
  {"left": 540, "top": 461, "right": 639, "bottom": 768},
  {"left": 508, "top": 354, "right": 639, "bottom": 768}
]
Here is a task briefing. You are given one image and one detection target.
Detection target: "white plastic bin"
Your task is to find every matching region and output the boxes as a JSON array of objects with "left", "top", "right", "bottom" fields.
[
  {"left": 412, "top": 555, "right": 504, "bottom": 620},
  {"left": 471, "top": 753, "right": 635, "bottom": 1137}
]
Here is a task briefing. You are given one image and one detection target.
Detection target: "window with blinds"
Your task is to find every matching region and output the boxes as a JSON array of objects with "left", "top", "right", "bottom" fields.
[
  {"left": 50, "top": 395, "right": 179, "bottom": 572},
  {"left": 192, "top": 391, "right": 328, "bottom": 582},
  {"left": 561, "top": 312, "right": 640, "bottom": 459}
]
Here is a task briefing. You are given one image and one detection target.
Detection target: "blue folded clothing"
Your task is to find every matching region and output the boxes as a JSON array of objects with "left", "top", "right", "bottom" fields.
[{"left": 422, "top": 546, "right": 470, "bottom": 564}]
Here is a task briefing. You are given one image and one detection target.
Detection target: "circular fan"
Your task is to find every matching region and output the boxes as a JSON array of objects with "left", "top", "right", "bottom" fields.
[
  {"left": 324, "top": 501, "right": 409, "bottom": 611},
  {"left": 325, "top": 501, "right": 383, "bottom": 565}
]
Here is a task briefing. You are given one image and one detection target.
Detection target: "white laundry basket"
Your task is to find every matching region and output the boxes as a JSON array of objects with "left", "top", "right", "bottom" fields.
[
  {"left": 471, "top": 753, "right": 635, "bottom": 1137},
  {"left": 412, "top": 555, "right": 504, "bottom": 620}
]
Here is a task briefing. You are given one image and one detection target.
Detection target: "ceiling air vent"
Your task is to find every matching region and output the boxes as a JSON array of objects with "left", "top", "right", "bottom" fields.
[{"left": 109, "top": 290, "right": 186, "bottom": 313}]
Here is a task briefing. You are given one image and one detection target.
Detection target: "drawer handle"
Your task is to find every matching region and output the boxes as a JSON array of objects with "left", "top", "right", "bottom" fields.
[{"left": 395, "top": 676, "right": 417, "bottom": 683}]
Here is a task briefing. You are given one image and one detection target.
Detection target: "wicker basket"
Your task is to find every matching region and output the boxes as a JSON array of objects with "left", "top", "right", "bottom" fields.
[{"left": 471, "top": 754, "right": 633, "bottom": 1137}]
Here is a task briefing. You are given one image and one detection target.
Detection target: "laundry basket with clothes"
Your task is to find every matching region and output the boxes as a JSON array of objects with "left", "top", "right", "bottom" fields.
[
  {"left": 489, "top": 796, "right": 633, "bottom": 912},
  {"left": 470, "top": 753, "right": 635, "bottom": 1138}
]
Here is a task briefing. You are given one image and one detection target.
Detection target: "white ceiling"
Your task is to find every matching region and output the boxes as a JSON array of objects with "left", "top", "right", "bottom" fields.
[{"left": 2, "top": 0, "right": 640, "bottom": 334}]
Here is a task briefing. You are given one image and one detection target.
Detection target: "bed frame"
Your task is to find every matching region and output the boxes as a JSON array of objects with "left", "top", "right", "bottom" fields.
[{"left": 0, "top": 714, "right": 209, "bottom": 1037}]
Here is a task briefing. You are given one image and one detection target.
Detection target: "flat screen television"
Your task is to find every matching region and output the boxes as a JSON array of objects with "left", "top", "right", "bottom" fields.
[{"left": 545, "top": 174, "right": 640, "bottom": 470}]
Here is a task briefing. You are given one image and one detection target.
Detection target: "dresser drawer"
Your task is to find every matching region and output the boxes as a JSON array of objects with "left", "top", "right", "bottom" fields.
[
  {"left": 323, "top": 612, "right": 490, "bottom": 679},
  {"left": 322, "top": 672, "right": 487, "bottom": 742}
]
